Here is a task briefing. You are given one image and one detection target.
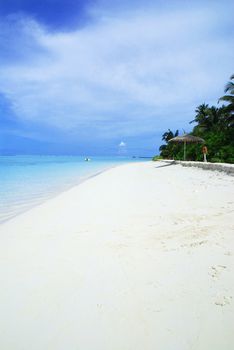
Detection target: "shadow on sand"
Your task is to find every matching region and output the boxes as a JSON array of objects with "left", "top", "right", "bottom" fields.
[{"left": 154, "top": 161, "right": 176, "bottom": 169}]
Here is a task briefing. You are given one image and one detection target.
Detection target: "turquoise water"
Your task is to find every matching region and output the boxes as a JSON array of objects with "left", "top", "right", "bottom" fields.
[{"left": 0, "top": 155, "right": 146, "bottom": 223}]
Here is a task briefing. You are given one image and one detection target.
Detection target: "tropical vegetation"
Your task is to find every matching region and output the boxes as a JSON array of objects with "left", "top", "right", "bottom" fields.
[{"left": 155, "top": 75, "right": 234, "bottom": 163}]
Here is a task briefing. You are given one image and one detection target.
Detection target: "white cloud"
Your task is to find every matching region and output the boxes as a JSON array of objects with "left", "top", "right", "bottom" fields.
[{"left": 0, "top": 1, "right": 233, "bottom": 141}]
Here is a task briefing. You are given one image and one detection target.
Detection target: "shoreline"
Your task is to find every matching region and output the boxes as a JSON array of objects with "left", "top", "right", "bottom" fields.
[
  {"left": 0, "top": 162, "right": 133, "bottom": 225},
  {"left": 0, "top": 161, "right": 233, "bottom": 349}
]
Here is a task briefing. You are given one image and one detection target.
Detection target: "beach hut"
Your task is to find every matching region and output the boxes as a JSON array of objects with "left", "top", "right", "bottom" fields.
[{"left": 168, "top": 134, "right": 205, "bottom": 161}]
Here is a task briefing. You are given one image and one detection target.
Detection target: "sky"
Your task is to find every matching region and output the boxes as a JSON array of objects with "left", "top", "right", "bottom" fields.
[{"left": 0, "top": 0, "right": 233, "bottom": 156}]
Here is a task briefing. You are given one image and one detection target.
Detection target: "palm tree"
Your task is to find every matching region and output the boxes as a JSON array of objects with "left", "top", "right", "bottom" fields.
[
  {"left": 219, "top": 74, "right": 234, "bottom": 125},
  {"left": 160, "top": 129, "right": 179, "bottom": 159},
  {"left": 190, "top": 103, "right": 210, "bottom": 131},
  {"left": 162, "top": 129, "right": 179, "bottom": 143}
]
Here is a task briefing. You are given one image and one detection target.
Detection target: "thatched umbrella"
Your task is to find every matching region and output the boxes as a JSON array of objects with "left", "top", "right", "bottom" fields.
[{"left": 168, "top": 134, "right": 205, "bottom": 161}]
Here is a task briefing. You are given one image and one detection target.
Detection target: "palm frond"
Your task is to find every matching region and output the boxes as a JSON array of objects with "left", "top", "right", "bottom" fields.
[
  {"left": 219, "top": 95, "right": 234, "bottom": 103},
  {"left": 224, "top": 81, "right": 234, "bottom": 93}
]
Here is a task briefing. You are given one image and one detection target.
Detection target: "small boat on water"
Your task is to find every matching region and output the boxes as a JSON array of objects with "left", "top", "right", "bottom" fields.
[{"left": 84, "top": 158, "right": 91, "bottom": 161}]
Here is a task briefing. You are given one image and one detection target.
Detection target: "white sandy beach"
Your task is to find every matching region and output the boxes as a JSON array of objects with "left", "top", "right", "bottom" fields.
[{"left": 0, "top": 161, "right": 234, "bottom": 350}]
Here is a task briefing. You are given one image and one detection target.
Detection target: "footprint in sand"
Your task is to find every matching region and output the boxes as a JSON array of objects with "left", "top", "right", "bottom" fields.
[
  {"left": 190, "top": 240, "right": 208, "bottom": 247},
  {"left": 180, "top": 240, "right": 208, "bottom": 249},
  {"left": 209, "top": 265, "right": 227, "bottom": 279},
  {"left": 214, "top": 295, "right": 232, "bottom": 307}
]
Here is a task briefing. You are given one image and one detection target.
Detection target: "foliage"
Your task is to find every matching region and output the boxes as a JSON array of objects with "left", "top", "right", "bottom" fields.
[
  {"left": 152, "top": 155, "right": 163, "bottom": 161},
  {"left": 156, "top": 74, "right": 234, "bottom": 163},
  {"left": 218, "top": 74, "right": 234, "bottom": 125}
]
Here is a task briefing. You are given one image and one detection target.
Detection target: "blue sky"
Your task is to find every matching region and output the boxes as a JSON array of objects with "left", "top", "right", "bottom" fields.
[{"left": 0, "top": 0, "right": 233, "bottom": 156}]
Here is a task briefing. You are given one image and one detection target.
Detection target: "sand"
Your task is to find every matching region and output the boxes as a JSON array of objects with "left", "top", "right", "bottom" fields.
[{"left": 0, "top": 161, "right": 234, "bottom": 350}]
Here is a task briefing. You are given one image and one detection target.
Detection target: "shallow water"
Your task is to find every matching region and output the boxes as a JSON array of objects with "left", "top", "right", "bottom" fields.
[{"left": 0, "top": 155, "right": 146, "bottom": 223}]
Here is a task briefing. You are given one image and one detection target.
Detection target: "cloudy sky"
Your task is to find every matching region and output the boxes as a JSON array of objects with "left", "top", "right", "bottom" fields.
[{"left": 0, "top": 0, "right": 233, "bottom": 156}]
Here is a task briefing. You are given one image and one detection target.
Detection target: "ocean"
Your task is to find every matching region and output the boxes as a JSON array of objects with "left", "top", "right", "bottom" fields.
[{"left": 0, "top": 155, "right": 147, "bottom": 223}]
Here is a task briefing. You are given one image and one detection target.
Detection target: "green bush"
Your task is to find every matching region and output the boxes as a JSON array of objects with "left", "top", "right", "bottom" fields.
[{"left": 152, "top": 155, "right": 163, "bottom": 161}]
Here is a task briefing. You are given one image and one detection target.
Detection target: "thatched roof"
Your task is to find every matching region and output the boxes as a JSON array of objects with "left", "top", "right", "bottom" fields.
[{"left": 168, "top": 134, "right": 205, "bottom": 143}]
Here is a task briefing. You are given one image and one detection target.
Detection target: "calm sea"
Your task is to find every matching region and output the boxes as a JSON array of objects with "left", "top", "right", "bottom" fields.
[{"left": 0, "top": 155, "right": 146, "bottom": 223}]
